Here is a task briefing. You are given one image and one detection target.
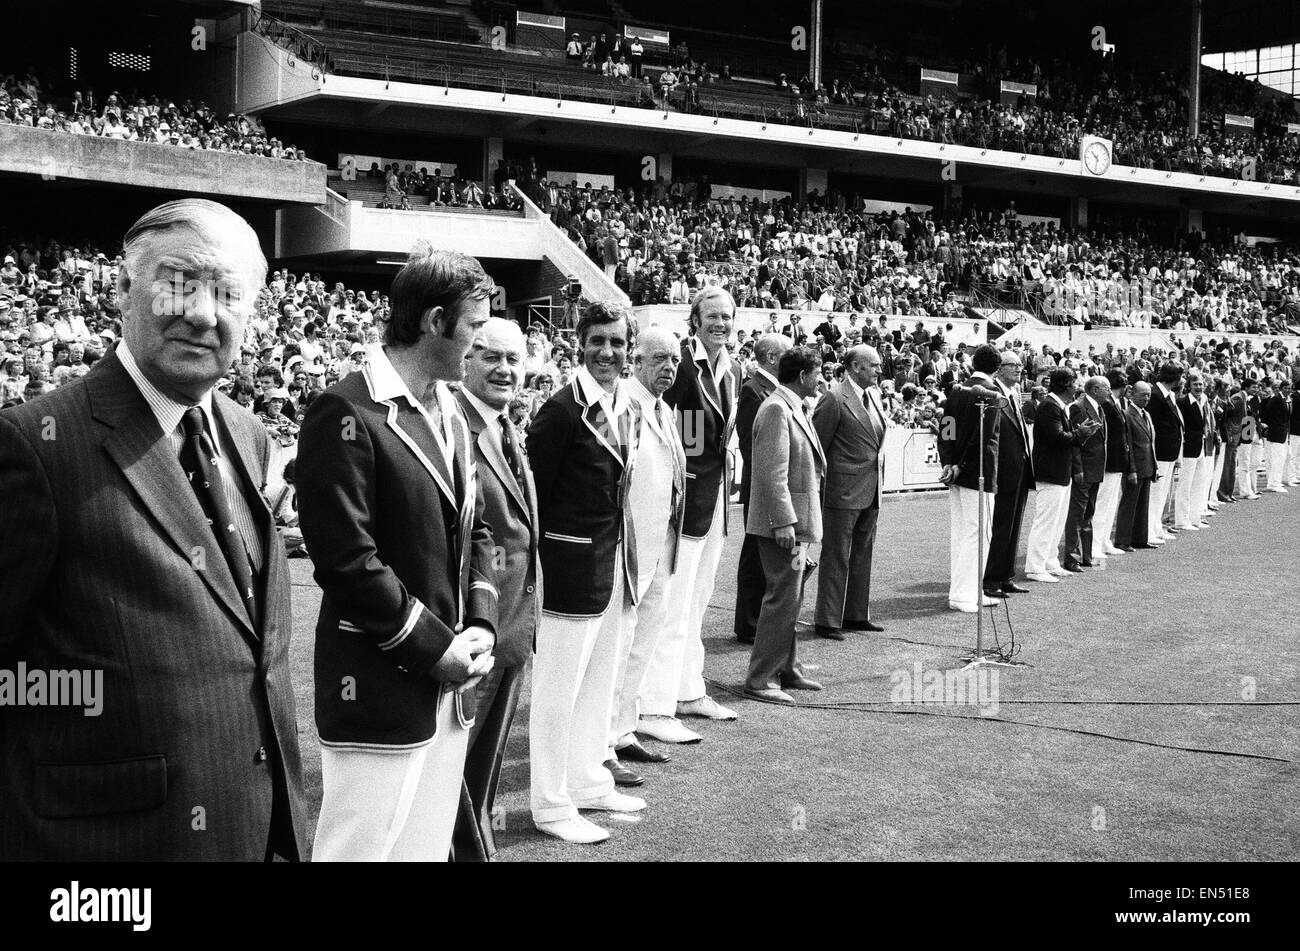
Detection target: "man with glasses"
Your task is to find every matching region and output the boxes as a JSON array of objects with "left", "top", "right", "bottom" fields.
[{"left": 983, "top": 349, "right": 1034, "bottom": 599}]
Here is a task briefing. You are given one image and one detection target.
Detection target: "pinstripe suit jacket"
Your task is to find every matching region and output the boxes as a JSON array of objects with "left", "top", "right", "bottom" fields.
[{"left": 0, "top": 349, "right": 306, "bottom": 861}]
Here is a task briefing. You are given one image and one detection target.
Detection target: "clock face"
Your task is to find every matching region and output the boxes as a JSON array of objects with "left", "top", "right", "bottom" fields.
[{"left": 1084, "top": 141, "right": 1111, "bottom": 175}]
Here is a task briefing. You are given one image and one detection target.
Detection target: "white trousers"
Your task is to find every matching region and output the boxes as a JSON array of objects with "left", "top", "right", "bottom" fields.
[
  {"left": 640, "top": 487, "right": 725, "bottom": 714},
  {"left": 313, "top": 690, "right": 468, "bottom": 862},
  {"left": 1148, "top": 459, "right": 1177, "bottom": 539},
  {"left": 1091, "top": 472, "right": 1123, "bottom": 553},
  {"left": 1190, "top": 452, "right": 1215, "bottom": 519},
  {"left": 1209, "top": 448, "right": 1226, "bottom": 504},
  {"left": 1287, "top": 435, "right": 1300, "bottom": 483},
  {"left": 610, "top": 537, "right": 678, "bottom": 757},
  {"left": 1174, "top": 453, "right": 1204, "bottom": 527},
  {"left": 530, "top": 552, "right": 633, "bottom": 824},
  {"left": 1025, "top": 482, "right": 1071, "bottom": 576},
  {"left": 948, "top": 485, "right": 995, "bottom": 606},
  {"left": 1265, "top": 441, "right": 1289, "bottom": 490},
  {"left": 1236, "top": 443, "right": 1258, "bottom": 496}
]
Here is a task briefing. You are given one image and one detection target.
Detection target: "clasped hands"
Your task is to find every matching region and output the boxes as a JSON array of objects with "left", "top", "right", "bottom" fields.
[{"left": 432, "top": 623, "right": 495, "bottom": 695}]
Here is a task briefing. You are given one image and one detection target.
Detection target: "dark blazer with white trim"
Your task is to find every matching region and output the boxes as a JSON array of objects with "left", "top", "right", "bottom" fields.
[
  {"left": 663, "top": 335, "right": 742, "bottom": 538},
  {"left": 296, "top": 357, "right": 499, "bottom": 750},
  {"left": 526, "top": 374, "right": 638, "bottom": 618},
  {"left": 0, "top": 349, "right": 306, "bottom": 861}
]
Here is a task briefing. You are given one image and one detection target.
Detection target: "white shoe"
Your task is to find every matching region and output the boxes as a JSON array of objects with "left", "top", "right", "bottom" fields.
[
  {"left": 1147, "top": 538, "right": 1166, "bottom": 546},
  {"left": 574, "top": 790, "right": 647, "bottom": 813},
  {"left": 948, "top": 598, "right": 998, "bottom": 612},
  {"left": 1103, "top": 545, "right": 1125, "bottom": 555},
  {"left": 1175, "top": 523, "right": 1199, "bottom": 531},
  {"left": 1264, "top": 486, "right": 1288, "bottom": 493},
  {"left": 677, "top": 696, "right": 737, "bottom": 721},
  {"left": 535, "top": 815, "right": 610, "bottom": 844},
  {"left": 1025, "top": 572, "right": 1060, "bottom": 583},
  {"left": 1048, "top": 567, "right": 1071, "bottom": 577},
  {"left": 636, "top": 716, "right": 703, "bottom": 744}
]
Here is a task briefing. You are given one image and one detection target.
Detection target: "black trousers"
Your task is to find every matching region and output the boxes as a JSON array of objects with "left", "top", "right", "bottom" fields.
[
  {"left": 1063, "top": 478, "right": 1100, "bottom": 567},
  {"left": 1219, "top": 440, "right": 1238, "bottom": 497},
  {"left": 452, "top": 663, "right": 525, "bottom": 862},
  {"left": 983, "top": 470, "right": 1029, "bottom": 588},
  {"left": 733, "top": 500, "right": 764, "bottom": 636},
  {"left": 1114, "top": 475, "right": 1150, "bottom": 547}
]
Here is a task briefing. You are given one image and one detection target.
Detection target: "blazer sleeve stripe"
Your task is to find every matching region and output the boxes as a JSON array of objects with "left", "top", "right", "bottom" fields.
[{"left": 377, "top": 601, "right": 424, "bottom": 652}]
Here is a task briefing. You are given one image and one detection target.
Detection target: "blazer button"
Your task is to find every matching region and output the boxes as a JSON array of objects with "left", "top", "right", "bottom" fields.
[
  {"left": 255, "top": 746, "right": 268, "bottom": 763},
  {"left": 526, "top": 584, "right": 535, "bottom": 593}
]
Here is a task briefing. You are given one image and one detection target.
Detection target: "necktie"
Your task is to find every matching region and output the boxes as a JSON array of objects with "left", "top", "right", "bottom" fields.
[
  {"left": 499, "top": 414, "right": 525, "bottom": 487},
  {"left": 179, "top": 407, "right": 258, "bottom": 629}
]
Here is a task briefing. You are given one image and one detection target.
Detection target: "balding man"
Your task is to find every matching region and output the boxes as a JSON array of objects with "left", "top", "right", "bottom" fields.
[
  {"left": 1063, "top": 376, "right": 1110, "bottom": 571},
  {"left": 452, "top": 318, "right": 541, "bottom": 861},
  {"left": 0, "top": 199, "right": 306, "bottom": 860},
  {"left": 734, "top": 332, "right": 792, "bottom": 644},
  {"left": 811, "top": 344, "right": 887, "bottom": 637},
  {"left": 1114, "top": 381, "right": 1157, "bottom": 550},
  {"left": 609, "top": 327, "right": 686, "bottom": 781}
]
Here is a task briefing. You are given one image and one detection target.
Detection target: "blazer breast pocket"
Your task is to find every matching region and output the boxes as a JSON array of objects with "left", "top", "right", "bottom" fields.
[{"left": 34, "top": 754, "right": 167, "bottom": 819}]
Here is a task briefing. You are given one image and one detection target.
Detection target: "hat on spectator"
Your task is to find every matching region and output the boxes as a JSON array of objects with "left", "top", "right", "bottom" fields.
[
  {"left": 306, "top": 364, "right": 326, "bottom": 376},
  {"left": 349, "top": 343, "right": 366, "bottom": 356},
  {"left": 267, "top": 387, "right": 291, "bottom": 402},
  {"left": 285, "top": 354, "right": 305, "bottom": 371}
]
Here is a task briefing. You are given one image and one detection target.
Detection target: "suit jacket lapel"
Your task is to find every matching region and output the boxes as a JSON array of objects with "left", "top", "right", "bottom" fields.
[
  {"left": 575, "top": 380, "right": 627, "bottom": 467},
  {"left": 366, "top": 365, "right": 458, "bottom": 507},
  {"left": 90, "top": 355, "right": 259, "bottom": 646},
  {"left": 455, "top": 391, "right": 529, "bottom": 516}
]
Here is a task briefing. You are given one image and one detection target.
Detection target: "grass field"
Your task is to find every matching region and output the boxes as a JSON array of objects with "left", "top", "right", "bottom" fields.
[{"left": 287, "top": 487, "right": 1300, "bottom": 861}]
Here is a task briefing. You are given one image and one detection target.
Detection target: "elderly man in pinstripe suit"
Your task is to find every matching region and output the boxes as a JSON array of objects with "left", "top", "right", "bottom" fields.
[{"left": 0, "top": 199, "right": 307, "bottom": 860}]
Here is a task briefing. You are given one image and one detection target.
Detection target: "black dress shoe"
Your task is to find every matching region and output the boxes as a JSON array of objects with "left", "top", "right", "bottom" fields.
[
  {"left": 815, "top": 625, "right": 845, "bottom": 641},
  {"left": 1062, "top": 564, "right": 1085, "bottom": 573},
  {"left": 603, "top": 758, "right": 645, "bottom": 787},
  {"left": 1133, "top": 543, "right": 1159, "bottom": 549},
  {"left": 780, "top": 674, "right": 823, "bottom": 691},
  {"left": 1116, "top": 545, "right": 1135, "bottom": 553},
  {"left": 616, "top": 739, "right": 670, "bottom": 764},
  {"left": 736, "top": 633, "right": 755, "bottom": 645},
  {"left": 982, "top": 588, "right": 1008, "bottom": 599},
  {"left": 1000, "top": 582, "right": 1031, "bottom": 594},
  {"left": 844, "top": 618, "right": 884, "bottom": 632}
]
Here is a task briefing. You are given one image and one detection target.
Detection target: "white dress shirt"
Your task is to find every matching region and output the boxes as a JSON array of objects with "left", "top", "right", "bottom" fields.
[{"left": 117, "top": 340, "right": 263, "bottom": 569}]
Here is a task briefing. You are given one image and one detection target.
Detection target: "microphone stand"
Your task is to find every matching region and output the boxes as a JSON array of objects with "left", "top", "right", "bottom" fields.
[{"left": 961, "top": 394, "right": 1024, "bottom": 672}]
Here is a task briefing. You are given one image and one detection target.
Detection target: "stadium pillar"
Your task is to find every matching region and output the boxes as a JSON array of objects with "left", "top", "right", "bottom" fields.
[
  {"left": 1189, "top": 0, "right": 1203, "bottom": 135},
  {"left": 1181, "top": 208, "right": 1204, "bottom": 234},
  {"left": 810, "top": 0, "right": 824, "bottom": 88},
  {"left": 483, "top": 136, "right": 503, "bottom": 188},
  {"left": 800, "top": 167, "right": 828, "bottom": 203},
  {"left": 658, "top": 152, "right": 674, "bottom": 185},
  {"left": 1070, "top": 197, "right": 1088, "bottom": 229}
]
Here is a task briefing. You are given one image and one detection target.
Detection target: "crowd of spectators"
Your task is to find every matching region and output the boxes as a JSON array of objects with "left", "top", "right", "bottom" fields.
[
  {"left": 533, "top": 175, "right": 1300, "bottom": 336},
  {"left": 0, "top": 71, "right": 309, "bottom": 161},
  {"left": 366, "top": 160, "right": 522, "bottom": 211}
]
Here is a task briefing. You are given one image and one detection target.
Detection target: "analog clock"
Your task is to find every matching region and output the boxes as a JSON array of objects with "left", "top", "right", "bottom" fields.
[{"left": 1083, "top": 140, "right": 1111, "bottom": 175}]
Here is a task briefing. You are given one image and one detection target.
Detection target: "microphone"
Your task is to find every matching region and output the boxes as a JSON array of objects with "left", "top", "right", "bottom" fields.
[{"left": 966, "top": 383, "right": 1008, "bottom": 406}]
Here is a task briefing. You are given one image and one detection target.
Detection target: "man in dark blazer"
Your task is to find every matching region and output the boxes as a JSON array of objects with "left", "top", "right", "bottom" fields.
[
  {"left": 1232, "top": 380, "right": 1262, "bottom": 500},
  {"left": 526, "top": 301, "right": 643, "bottom": 844},
  {"left": 452, "top": 318, "right": 541, "bottom": 861},
  {"left": 733, "top": 333, "right": 790, "bottom": 643},
  {"left": 1024, "top": 368, "right": 1101, "bottom": 582},
  {"left": 1093, "top": 369, "right": 1134, "bottom": 556},
  {"left": 0, "top": 199, "right": 306, "bottom": 860},
  {"left": 1174, "top": 372, "right": 1209, "bottom": 529},
  {"left": 1145, "top": 361, "right": 1185, "bottom": 541},
  {"left": 743, "top": 346, "right": 827, "bottom": 705},
  {"left": 1114, "top": 381, "right": 1157, "bottom": 549},
  {"left": 1063, "top": 376, "right": 1110, "bottom": 570},
  {"left": 983, "top": 348, "right": 1034, "bottom": 598},
  {"left": 937, "top": 343, "right": 1003, "bottom": 612},
  {"left": 298, "top": 250, "right": 500, "bottom": 862},
  {"left": 641, "top": 287, "right": 742, "bottom": 738},
  {"left": 812, "top": 344, "right": 887, "bottom": 637},
  {"left": 1259, "top": 378, "right": 1293, "bottom": 492}
]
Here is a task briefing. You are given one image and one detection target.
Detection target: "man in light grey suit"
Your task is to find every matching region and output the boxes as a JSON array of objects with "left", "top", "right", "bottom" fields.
[
  {"left": 452, "top": 318, "right": 542, "bottom": 861},
  {"left": 744, "top": 346, "right": 828, "bottom": 705},
  {"left": 812, "top": 344, "right": 887, "bottom": 639}
]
